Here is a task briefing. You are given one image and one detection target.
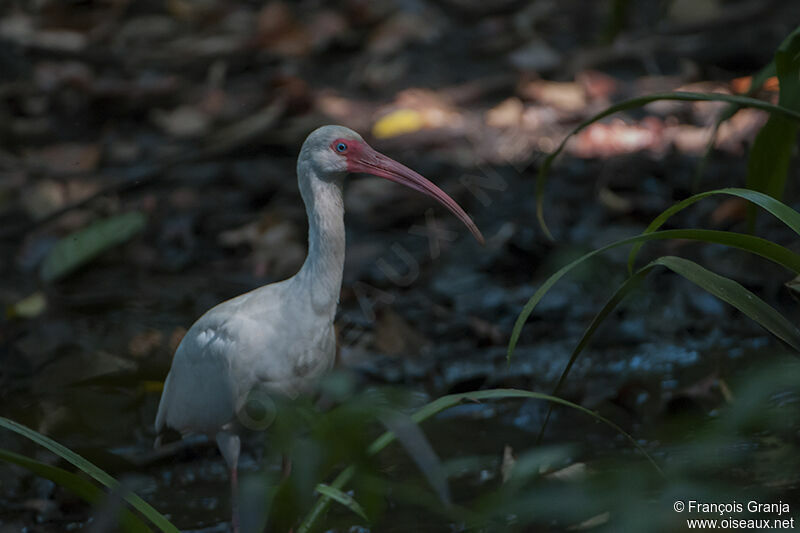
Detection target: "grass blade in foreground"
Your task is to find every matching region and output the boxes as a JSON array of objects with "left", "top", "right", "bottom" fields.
[
  {"left": 0, "top": 417, "right": 178, "bottom": 533},
  {"left": 655, "top": 256, "right": 800, "bottom": 350},
  {"left": 0, "top": 449, "right": 152, "bottom": 533},
  {"left": 745, "top": 24, "right": 800, "bottom": 229},
  {"left": 315, "top": 483, "right": 369, "bottom": 522},
  {"left": 536, "top": 255, "right": 800, "bottom": 442},
  {"left": 297, "top": 389, "right": 663, "bottom": 533},
  {"left": 508, "top": 229, "right": 800, "bottom": 362},
  {"left": 626, "top": 188, "right": 800, "bottom": 272},
  {"left": 535, "top": 92, "right": 800, "bottom": 238}
]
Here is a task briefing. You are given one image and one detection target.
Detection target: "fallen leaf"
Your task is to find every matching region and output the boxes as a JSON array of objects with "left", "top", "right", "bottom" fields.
[
  {"left": 40, "top": 211, "right": 147, "bottom": 282},
  {"left": 486, "top": 97, "right": 523, "bottom": 128},
  {"left": 731, "top": 75, "right": 780, "bottom": 94},
  {"left": 519, "top": 80, "right": 586, "bottom": 112},
  {"left": 577, "top": 70, "right": 618, "bottom": 101},
  {"left": 710, "top": 197, "right": 747, "bottom": 225},
  {"left": 570, "top": 117, "right": 664, "bottom": 158},
  {"left": 6, "top": 291, "right": 47, "bottom": 320},
  {"left": 372, "top": 109, "right": 425, "bottom": 138}
]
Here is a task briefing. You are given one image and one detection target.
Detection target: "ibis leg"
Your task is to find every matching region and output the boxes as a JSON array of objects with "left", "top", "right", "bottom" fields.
[{"left": 216, "top": 431, "right": 242, "bottom": 533}]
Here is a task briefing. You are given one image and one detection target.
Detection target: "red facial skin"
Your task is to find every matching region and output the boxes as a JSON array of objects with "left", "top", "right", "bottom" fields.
[{"left": 330, "top": 138, "right": 484, "bottom": 245}]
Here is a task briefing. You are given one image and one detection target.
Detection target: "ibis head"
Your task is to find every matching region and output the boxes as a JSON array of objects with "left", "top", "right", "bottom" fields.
[{"left": 300, "top": 125, "right": 484, "bottom": 244}]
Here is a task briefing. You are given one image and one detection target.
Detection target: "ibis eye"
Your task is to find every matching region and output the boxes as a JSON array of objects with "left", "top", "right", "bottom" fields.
[{"left": 335, "top": 142, "right": 347, "bottom": 153}]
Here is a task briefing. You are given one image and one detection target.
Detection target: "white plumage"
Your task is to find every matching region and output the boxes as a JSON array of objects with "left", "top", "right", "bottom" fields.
[{"left": 154, "top": 125, "right": 482, "bottom": 532}]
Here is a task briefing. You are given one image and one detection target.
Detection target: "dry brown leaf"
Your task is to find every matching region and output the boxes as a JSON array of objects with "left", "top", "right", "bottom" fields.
[
  {"left": 570, "top": 117, "right": 664, "bottom": 158},
  {"left": 577, "top": 70, "right": 618, "bottom": 101},
  {"left": 710, "top": 197, "right": 747, "bottom": 226},
  {"left": 486, "top": 97, "right": 524, "bottom": 128},
  {"left": 519, "top": 80, "right": 586, "bottom": 112}
]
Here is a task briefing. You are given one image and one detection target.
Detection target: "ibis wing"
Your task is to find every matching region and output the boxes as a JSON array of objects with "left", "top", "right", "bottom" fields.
[{"left": 155, "top": 317, "right": 242, "bottom": 436}]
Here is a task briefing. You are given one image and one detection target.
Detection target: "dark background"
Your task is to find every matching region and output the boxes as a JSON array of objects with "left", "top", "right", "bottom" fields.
[{"left": 1, "top": 0, "right": 799, "bottom": 531}]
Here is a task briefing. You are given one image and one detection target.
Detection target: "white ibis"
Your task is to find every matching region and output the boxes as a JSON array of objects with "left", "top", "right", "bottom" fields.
[{"left": 154, "top": 125, "right": 483, "bottom": 531}]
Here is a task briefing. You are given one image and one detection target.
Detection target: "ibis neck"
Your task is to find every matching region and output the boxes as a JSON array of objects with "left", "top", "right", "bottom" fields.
[{"left": 294, "top": 162, "right": 346, "bottom": 316}]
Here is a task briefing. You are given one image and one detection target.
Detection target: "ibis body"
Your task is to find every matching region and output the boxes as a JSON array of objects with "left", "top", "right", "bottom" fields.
[{"left": 154, "top": 125, "right": 482, "bottom": 531}]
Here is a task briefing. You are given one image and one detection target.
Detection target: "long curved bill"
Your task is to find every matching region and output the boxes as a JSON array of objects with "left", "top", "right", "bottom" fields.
[{"left": 348, "top": 142, "right": 485, "bottom": 245}]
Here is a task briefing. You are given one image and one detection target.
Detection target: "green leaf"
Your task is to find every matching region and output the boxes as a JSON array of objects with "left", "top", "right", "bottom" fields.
[
  {"left": 745, "top": 26, "right": 800, "bottom": 227},
  {"left": 536, "top": 267, "right": 650, "bottom": 443},
  {"left": 774, "top": 25, "right": 800, "bottom": 112},
  {"left": 40, "top": 211, "right": 147, "bottom": 282},
  {"left": 508, "top": 228, "right": 800, "bottom": 363},
  {"left": 299, "top": 389, "right": 663, "bottom": 533},
  {"left": 379, "top": 411, "right": 451, "bottom": 506},
  {"left": 0, "top": 417, "right": 178, "bottom": 533},
  {"left": 314, "top": 483, "right": 369, "bottom": 522},
  {"left": 656, "top": 256, "right": 800, "bottom": 350},
  {"left": 536, "top": 256, "right": 800, "bottom": 442},
  {"left": 535, "top": 92, "right": 800, "bottom": 239},
  {"left": 0, "top": 448, "right": 152, "bottom": 533},
  {"left": 627, "top": 188, "right": 800, "bottom": 273}
]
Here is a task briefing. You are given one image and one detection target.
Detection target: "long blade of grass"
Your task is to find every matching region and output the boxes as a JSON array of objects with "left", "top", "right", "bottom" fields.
[
  {"left": 657, "top": 256, "right": 800, "bottom": 349},
  {"left": 693, "top": 58, "right": 778, "bottom": 190},
  {"left": 536, "top": 266, "right": 653, "bottom": 443},
  {"left": 0, "top": 449, "right": 152, "bottom": 533},
  {"left": 314, "top": 483, "right": 369, "bottom": 522},
  {"left": 627, "top": 188, "right": 800, "bottom": 273},
  {"left": 0, "top": 417, "right": 178, "bottom": 533},
  {"left": 508, "top": 228, "right": 800, "bottom": 363},
  {"left": 379, "top": 410, "right": 451, "bottom": 506},
  {"left": 537, "top": 255, "right": 800, "bottom": 441},
  {"left": 745, "top": 25, "right": 800, "bottom": 229},
  {"left": 536, "top": 92, "right": 800, "bottom": 238},
  {"left": 298, "top": 389, "right": 662, "bottom": 533}
]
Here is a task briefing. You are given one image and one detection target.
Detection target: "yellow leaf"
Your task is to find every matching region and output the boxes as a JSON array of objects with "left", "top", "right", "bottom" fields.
[
  {"left": 372, "top": 109, "right": 424, "bottom": 139},
  {"left": 7, "top": 291, "right": 47, "bottom": 319}
]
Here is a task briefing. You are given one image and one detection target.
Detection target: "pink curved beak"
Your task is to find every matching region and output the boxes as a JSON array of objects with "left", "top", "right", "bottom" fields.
[{"left": 346, "top": 142, "right": 484, "bottom": 245}]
